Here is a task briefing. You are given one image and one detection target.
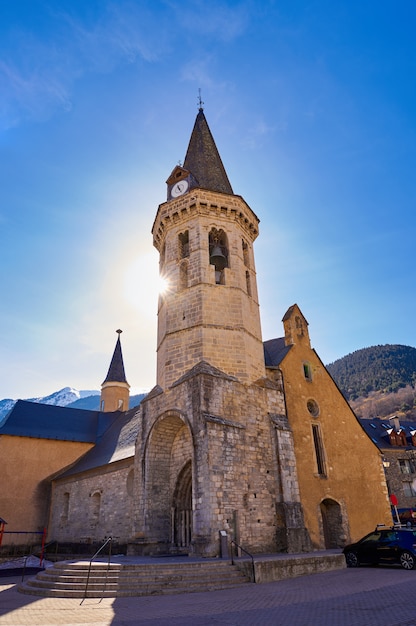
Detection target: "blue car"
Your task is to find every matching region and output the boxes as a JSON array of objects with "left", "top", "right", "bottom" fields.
[{"left": 343, "top": 527, "right": 416, "bottom": 570}]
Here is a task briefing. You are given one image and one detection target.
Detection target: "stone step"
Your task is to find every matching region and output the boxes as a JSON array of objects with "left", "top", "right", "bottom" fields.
[{"left": 18, "top": 559, "right": 250, "bottom": 598}]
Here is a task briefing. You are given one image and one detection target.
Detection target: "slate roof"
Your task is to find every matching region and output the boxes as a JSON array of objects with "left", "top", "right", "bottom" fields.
[
  {"left": 358, "top": 417, "right": 416, "bottom": 450},
  {"left": 263, "top": 337, "right": 292, "bottom": 367},
  {"left": 56, "top": 406, "right": 141, "bottom": 477},
  {"left": 102, "top": 332, "right": 128, "bottom": 385},
  {"left": 0, "top": 400, "right": 113, "bottom": 443},
  {"left": 183, "top": 108, "right": 233, "bottom": 195}
]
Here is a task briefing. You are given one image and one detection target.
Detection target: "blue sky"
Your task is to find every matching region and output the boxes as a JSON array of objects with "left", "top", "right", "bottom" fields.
[{"left": 1, "top": 0, "right": 415, "bottom": 399}]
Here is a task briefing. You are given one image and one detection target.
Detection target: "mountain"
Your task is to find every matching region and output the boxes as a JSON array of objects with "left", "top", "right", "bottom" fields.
[
  {"left": 326, "top": 344, "right": 416, "bottom": 420},
  {"left": 0, "top": 387, "right": 146, "bottom": 422},
  {"left": 326, "top": 344, "right": 416, "bottom": 401}
]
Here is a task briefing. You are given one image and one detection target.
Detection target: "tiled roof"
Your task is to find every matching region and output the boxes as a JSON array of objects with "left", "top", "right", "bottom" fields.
[
  {"left": 358, "top": 417, "right": 416, "bottom": 450},
  {"left": 56, "top": 406, "right": 141, "bottom": 477},
  {"left": 0, "top": 400, "right": 113, "bottom": 443},
  {"left": 183, "top": 109, "right": 233, "bottom": 195},
  {"left": 263, "top": 337, "right": 292, "bottom": 367}
]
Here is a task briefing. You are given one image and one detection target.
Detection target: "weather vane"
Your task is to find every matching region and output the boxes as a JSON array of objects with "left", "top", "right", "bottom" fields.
[{"left": 198, "top": 88, "right": 204, "bottom": 111}]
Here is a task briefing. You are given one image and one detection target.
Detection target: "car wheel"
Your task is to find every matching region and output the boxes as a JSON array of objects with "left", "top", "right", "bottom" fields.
[
  {"left": 345, "top": 551, "right": 360, "bottom": 568},
  {"left": 399, "top": 551, "right": 415, "bottom": 570}
]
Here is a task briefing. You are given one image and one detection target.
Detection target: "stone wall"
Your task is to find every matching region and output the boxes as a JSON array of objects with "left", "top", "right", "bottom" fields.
[
  {"left": 49, "top": 460, "right": 134, "bottom": 544},
  {"left": 131, "top": 361, "right": 308, "bottom": 557}
]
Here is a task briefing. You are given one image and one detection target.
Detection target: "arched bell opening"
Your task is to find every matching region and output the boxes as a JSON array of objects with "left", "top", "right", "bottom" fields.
[{"left": 209, "top": 228, "right": 229, "bottom": 284}]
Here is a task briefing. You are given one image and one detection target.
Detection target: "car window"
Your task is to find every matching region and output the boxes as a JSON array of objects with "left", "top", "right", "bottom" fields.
[{"left": 361, "top": 532, "right": 381, "bottom": 543}]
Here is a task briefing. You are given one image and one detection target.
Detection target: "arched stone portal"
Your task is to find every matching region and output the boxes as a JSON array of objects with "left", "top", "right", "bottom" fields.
[
  {"left": 320, "top": 498, "right": 343, "bottom": 548},
  {"left": 143, "top": 413, "right": 193, "bottom": 550},
  {"left": 172, "top": 461, "right": 192, "bottom": 547}
]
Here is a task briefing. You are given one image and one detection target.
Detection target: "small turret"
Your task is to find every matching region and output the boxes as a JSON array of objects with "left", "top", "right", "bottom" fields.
[
  {"left": 283, "top": 304, "right": 311, "bottom": 348},
  {"left": 100, "top": 330, "right": 130, "bottom": 412}
]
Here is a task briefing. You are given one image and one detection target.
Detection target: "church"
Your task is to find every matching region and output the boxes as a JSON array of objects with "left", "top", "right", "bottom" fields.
[{"left": 1, "top": 107, "right": 392, "bottom": 556}]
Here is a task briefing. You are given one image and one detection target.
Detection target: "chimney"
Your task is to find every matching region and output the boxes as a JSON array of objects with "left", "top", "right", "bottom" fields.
[{"left": 389, "top": 415, "right": 401, "bottom": 433}]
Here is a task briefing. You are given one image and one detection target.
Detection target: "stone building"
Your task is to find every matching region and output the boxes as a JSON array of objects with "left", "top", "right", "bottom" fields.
[
  {"left": 359, "top": 414, "right": 416, "bottom": 517},
  {"left": 2, "top": 106, "right": 393, "bottom": 555}
]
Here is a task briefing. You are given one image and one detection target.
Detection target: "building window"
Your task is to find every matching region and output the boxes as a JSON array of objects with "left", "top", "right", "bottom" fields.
[
  {"left": 61, "top": 492, "right": 70, "bottom": 522},
  {"left": 242, "top": 239, "right": 250, "bottom": 267},
  {"left": 312, "top": 423, "right": 326, "bottom": 477},
  {"left": 307, "top": 399, "right": 320, "bottom": 418},
  {"left": 303, "top": 362, "right": 312, "bottom": 381},
  {"left": 245, "top": 270, "right": 252, "bottom": 296},
  {"left": 399, "top": 459, "right": 412, "bottom": 474},
  {"left": 90, "top": 492, "right": 101, "bottom": 525},
  {"left": 179, "top": 231, "right": 189, "bottom": 258},
  {"left": 389, "top": 429, "right": 407, "bottom": 446},
  {"left": 403, "top": 482, "right": 416, "bottom": 497}
]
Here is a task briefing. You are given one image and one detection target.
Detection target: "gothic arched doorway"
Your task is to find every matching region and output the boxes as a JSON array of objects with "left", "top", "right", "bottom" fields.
[
  {"left": 172, "top": 461, "right": 192, "bottom": 547},
  {"left": 320, "top": 498, "right": 343, "bottom": 548},
  {"left": 142, "top": 413, "right": 193, "bottom": 550}
]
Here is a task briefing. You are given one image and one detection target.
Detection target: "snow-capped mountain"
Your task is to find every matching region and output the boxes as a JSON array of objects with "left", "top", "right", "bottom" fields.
[
  {"left": 26, "top": 387, "right": 99, "bottom": 407},
  {"left": 0, "top": 387, "right": 146, "bottom": 423},
  {"left": 0, "top": 387, "right": 100, "bottom": 422}
]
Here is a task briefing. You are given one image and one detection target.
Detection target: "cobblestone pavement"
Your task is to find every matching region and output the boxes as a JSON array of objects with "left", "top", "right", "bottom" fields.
[{"left": 1, "top": 566, "right": 416, "bottom": 626}]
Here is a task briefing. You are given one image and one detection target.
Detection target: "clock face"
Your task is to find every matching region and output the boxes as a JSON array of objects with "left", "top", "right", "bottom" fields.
[{"left": 171, "top": 179, "right": 189, "bottom": 198}]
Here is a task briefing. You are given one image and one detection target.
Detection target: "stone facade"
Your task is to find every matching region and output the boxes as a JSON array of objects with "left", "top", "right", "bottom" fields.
[
  {"left": 153, "top": 189, "right": 265, "bottom": 389},
  {"left": 49, "top": 460, "right": 134, "bottom": 544},
  {"left": 130, "top": 361, "right": 310, "bottom": 556}
]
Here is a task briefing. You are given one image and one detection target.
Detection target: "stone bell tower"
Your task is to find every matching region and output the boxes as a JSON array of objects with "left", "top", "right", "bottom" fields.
[
  {"left": 132, "top": 105, "right": 307, "bottom": 559},
  {"left": 152, "top": 107, "right": 266, "bottom": 390}
]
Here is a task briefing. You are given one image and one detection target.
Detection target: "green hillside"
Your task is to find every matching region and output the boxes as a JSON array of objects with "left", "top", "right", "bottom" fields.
[{"left": 326, "top": 344, "right": 416, "bottom": 401}]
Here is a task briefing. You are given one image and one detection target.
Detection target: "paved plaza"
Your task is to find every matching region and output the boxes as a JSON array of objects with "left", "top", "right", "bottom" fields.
[{"left": 1, "top": 565, "right": 416, "bottom": 626}]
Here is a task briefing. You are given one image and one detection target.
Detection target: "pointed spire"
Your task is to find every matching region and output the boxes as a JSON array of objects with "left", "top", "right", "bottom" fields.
[
  {"left": 102, "top": 329, "right": 128, "bottom": 385},
  {"left": 183, "top": 109, "right": 233, "bottom": 195}
]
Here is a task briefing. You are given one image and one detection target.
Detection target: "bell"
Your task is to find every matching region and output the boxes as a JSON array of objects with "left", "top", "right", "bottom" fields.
[{"left": 209, "top": 245, "right": 227, "bottom": 270}]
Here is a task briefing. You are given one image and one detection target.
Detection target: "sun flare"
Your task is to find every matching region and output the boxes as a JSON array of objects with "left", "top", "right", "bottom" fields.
[{"left": 158, "top": 275, "right": 170, "bottom": 296}]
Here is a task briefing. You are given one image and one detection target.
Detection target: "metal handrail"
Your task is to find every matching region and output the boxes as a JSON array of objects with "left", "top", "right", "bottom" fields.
[
  {"left": 230, "top": 540, "right": 256, "bottom": 583},
  {"left": 81, "top": 536, "right": 112, "bottom": 604},
  {"left": 21, "top": 539, "right": 57, "bottom": 582}
]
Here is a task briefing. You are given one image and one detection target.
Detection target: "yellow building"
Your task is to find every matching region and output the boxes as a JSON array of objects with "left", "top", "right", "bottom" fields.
[{"left": 265, "top": 304, "right": 392, "bottom": 547}]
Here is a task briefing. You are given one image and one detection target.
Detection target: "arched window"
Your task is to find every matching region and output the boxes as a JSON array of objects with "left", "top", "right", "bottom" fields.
[
  {"left": 90, "top": 491, "right": 101, "bottom": 525},
  {"left": 209, "top": 228, "right": 228, "bottom": 285},
  {"left": 312, "top": 424, "right": 326, "bottom": 477},
  {"left": 178, "top": 231, "right": 189, "bottom": 258},
  {"left": 61, "top": 492, "right": 70, "bottom": 521},
  {"left": 245, "top": 270, "right": 252, "bottom": 296},
  {"left": 242, "top": 239, "right": 250, "bottom": 267}
]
